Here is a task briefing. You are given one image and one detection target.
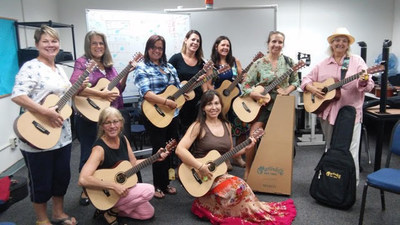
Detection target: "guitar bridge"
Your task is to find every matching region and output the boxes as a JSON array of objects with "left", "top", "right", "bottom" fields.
[
  {"left": 32, "top": 121, "right": 50, "bottom": 135},
  {"left": 103, "top": 189, "right": 110, "bottom": 197},
  {"left": 241, "top": 102, "right": 251, "bottom": 113},
  {"left": 154, "top": 104, "right": 166, "bottom": 117},
  {"left": 191, "top": 168, "right": 202, "bottom": 184},
  {"left": 311, "top": 94, "right": 315, "bottom": 103},
  {"left": 86, "top": 98, "right": 100, "bottom": 110}
]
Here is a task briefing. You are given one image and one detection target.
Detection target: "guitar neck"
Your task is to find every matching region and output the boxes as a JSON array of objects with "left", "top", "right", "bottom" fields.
[
  {"left": 212, "top": 138, "right": 252, "bottom": 167},
  {"left": 172, "top": 68, "right": 206, "bottom": 99},
  {"left": 57, "top": 69, "right": 90, "bottom": 111},
  {"left": 262, "top": 68, "right": 294, "bottom": 95},
  {"left": 107, "top": 64, "right": 133, "bottom": 90},
  {"left": 124, "top": 151, "right": 162, "bottom": 178},
  {"left": 191, "top": 69, "right": 219, "bottom": 90},
  {"left": 327, "top": 70, "right": 364, "bottom": 92}
]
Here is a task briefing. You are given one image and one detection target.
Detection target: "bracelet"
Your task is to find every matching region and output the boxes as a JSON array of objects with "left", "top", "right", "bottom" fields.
[
  {"left": 164, "top": 99, "right": 168, "bottom": 105},
  {"left": 197, "top": 164, "right": 204, "bottom": 170}
]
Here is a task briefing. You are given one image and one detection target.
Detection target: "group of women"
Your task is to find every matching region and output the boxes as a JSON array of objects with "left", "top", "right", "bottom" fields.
[{"left": 11, "top": 23, "right": 372, "bottom": 225}]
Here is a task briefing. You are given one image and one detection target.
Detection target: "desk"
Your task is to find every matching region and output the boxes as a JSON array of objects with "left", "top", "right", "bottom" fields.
[{"left": 364, "top": 106, "right": 400, "bottom": 171}]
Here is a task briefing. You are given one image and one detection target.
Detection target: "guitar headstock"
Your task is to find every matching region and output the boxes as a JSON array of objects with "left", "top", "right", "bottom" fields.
[
  {"left": 202, "top": 60, "right": 214, "bottom": 73},
  {"left": 164, "top": 139, "right": 177, "bottom": 152},
  {"left": 251, "top": 127, "right": 265, "bottom": 140},
  {"left": 292, "top": 60, "right": 306, "bottom": 72},
  {"left": 367, "top": 64, "right": 385, "bottom": 74},
  {"left": 253, "top": 51, "right": 264, "bottom": 62},
  {"left": 86, "top": 60, "right": 97, "bottom": 73},
  {"left": 217, "top": 65, "right": 231, "bottom": 74},
  {"left": 133, "top": 52, "right": 144, "bottom": 62}
]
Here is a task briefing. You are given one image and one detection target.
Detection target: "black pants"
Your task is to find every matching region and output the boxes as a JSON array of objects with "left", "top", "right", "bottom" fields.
[{"left": 143, "top": 116, "right": 179, "bottom": 190}]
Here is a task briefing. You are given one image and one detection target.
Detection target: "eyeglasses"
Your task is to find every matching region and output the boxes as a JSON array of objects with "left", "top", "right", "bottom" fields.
[
  {"left": 151, "top": 46, "right": 164, "bottom": 51},
  {"left": 103, "top": 119, "right": 122, "bottom": 126}
]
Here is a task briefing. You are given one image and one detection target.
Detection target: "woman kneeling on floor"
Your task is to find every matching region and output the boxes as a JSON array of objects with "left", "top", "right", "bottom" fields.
[{"left": 78, "top": 107, "right": 170, "bottom": 225}]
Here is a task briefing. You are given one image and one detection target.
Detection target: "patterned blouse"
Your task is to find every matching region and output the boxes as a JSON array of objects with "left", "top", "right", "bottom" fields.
[{"left": 12, "top": 58, "right": 72, "bottom": 152}]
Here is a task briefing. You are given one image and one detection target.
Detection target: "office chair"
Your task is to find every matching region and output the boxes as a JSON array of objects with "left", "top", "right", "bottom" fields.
[
  {"left": 358, "top": 120, "right": 400, "bottom": 225},
  {"left": 130, "top": 108, "right": 146, "bottom": 151}
]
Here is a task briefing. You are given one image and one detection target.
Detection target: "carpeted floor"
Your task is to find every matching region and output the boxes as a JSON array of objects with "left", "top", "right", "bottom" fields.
[{"left": 0, "top": 123, "right": 399, "bottom": 225}]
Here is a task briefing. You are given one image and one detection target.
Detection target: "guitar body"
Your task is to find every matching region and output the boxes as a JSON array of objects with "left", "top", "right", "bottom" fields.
[
  {"left": 142, "top": 85, "right": 186, "bottom": 128},
  {"left": 13, "top": 94, "right": 72, "bottom": 149},
  {"left": 86, "top": 160, "right": 138, "bottom": 210},
  {"left": 181, "top": 80, "right": 195, "bottom": 101},
  {"left": 178, "top": 150, "right": 227, "bottom": 197},
  {"left": 215, "top": 80, "right": 240, "bottom": 116},
  {"left": 232, "top": 86, "right": 271, "bottom": 123},
  {"left": 73, "top": 78, "right": 120, "bottom": 122},
  {"left": 303, "top": 78, "right": 340, "bottom": 113}
]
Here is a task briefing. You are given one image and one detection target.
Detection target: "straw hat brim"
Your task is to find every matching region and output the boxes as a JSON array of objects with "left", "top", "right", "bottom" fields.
[{"left": 327, "top": 34, "right": 355, "bottom": 45}]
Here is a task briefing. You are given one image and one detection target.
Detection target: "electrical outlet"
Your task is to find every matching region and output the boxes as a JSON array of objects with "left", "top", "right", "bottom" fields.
[{"left": 9, "top": 137, "right": 17, "bottom": 149}]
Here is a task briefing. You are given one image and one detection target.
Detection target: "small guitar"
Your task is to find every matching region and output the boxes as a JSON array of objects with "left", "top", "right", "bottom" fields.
[
  {"left": 73, "top": 52, "right": 144, "bottom": 122},
  {"left": 233, "top": 60, "right": 306, "bottom": 123},
  {"left": 13, "top": 61, "right": 96, "bottom": 150},
  {"left": 142, "top": 65, "right": 229, "bottom": 128},
  {"left": 178, "top": 128, "right": 264, "bottom": 197},
  {"left": 303, "top": 64, "right": 385, "bottom": 114},
  {"left": 215, "top": 51, "right": 264, "bottom": 116},
  {"left": 178, "top": 60, "right": 214, "bottom": 101},
  {"left": 86, "top": 139, "right": 177, "bottom": 210}
]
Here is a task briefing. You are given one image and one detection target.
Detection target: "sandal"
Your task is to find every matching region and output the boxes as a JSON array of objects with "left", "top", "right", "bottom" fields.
[
  {"left": 154, "top": 188, "right": 165, "bottom": 199},
  {"left": 93, "top": 209, "right": 118, "bottom": 225},
  {"left": 36, "top": 220, "right": 51, "bottom": 225},
  {"left": 79, "top": 191, "right": 90, "bottom": 206},
  {"left": 51, "top": 216, "right": 78, "bottom": 225},
  {"left": 164, "top": 185, "right": 177, "bottom": 195}
]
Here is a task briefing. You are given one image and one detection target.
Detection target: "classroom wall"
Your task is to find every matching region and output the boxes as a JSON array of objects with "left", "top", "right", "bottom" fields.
[{"left": 0, "top": 0, "right": 399, "bottom": 173}]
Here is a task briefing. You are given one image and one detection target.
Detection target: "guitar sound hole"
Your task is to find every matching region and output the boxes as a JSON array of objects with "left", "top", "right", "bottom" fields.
[
  {"left": 115, "top": 173, "right": 127, "bottom": 184},
  {"left": 207, "top": 163, "right": 216, "bottom": 172},
  {"left": 223, "top": 89, "right": 230, "bottom": 96},
  {"left": 322, "top": 87, "right": 328, "bottom": 94}
]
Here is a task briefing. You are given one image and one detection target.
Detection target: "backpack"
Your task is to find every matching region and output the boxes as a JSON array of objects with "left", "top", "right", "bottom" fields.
[
  {"left": 0, "top": 175, "right": 28, "bottom": 213},
  {"left": 309, "top": 106, "right": 357, "bottom": 209}
]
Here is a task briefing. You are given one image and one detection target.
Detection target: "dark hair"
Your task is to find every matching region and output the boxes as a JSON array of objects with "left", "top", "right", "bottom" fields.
[
  {"left": 181, "top": 30, "right": 204, "bottom": 65},
  {"left": 193, "top": 90, "right": 227, "bottom": 139},
  {"left": 83, "top": 31, "right": 113, "bottom": 68},
  {"left": 210, "top": 36, "right": 235, "bottom": 67},
  {"left": 144, "top": 34, "right": 167, "bottom": 64},
  {"left": 267, "top": 31, "right": 285, "bottom": 44}
]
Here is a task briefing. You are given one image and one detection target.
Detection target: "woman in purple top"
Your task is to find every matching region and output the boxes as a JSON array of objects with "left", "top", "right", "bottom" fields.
[{"left": 70, "top": 31, "right": 134, "bottom": 205}]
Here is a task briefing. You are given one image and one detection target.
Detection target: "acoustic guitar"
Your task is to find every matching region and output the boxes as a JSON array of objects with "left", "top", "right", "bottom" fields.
[
  {"left": 303, "top": 64, "right": 385, "bottom": 114},
  {"left": 233, "top": 60, "right": 306, "bottom": 123},
  {"left": 86, "top": 139, "right": 177, "bottom": 210},
  {"left": 141, "top": 64, "right": 229, "bottom": 128},
  {"left": 13, "top": 61, "right": 96, "bottom": 149},
  {"left": 178, "top": 128, "right": 264, "bottom": 197},
  {"left": 73, "top": 52, "right": 144, "bottom": 122},
  {"left": 178, "top": 60, "right": 214, "bottom": 101},
  {"left": 215, "top": 51, "right": 264, "bottom": 116}
]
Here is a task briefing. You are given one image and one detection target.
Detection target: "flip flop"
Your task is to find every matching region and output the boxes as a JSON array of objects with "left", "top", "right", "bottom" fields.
[
  {"left": 51, "top": 216, "right": 78, "bottom": 225},
  {"left": 164, "top": 185, "right": 177, "bottom": 195},
  {"left": 154, "top": 188, "right": 165, "bottom": 199}
]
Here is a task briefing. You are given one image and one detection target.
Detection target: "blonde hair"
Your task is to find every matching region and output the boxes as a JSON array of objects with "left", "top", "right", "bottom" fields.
[
  {"left": 34, "top": 25, "right": 59, "bottom": 44},
  {"left": 84, "top": 31, "right": 113, "bottom": 68},
  {"left": 97, "top": 107, "right": 125, "bottom": 139}
]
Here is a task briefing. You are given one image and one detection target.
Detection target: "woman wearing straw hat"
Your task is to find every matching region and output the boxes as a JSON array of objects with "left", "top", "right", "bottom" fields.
[{"left": 300, "top": 27, "right": 374, "bottom": 184}]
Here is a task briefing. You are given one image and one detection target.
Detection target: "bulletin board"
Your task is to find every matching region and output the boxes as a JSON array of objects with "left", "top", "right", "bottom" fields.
[
  {"left": 0, "top": 17, "right": 19, "bottom": 98},
  {"left": 86, "top": 9, "right": 190, "bottom": 98}
]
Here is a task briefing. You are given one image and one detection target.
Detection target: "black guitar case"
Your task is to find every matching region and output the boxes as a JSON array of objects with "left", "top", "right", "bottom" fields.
[{"left": 309, "top": 106, "right": 357, "bottom": 209}]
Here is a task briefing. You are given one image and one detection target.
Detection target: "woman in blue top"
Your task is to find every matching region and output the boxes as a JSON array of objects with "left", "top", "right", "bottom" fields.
[
  {"left": 133, "top": 35, "right": 180, "bottom": 199},
  {"left": 209, "top": 36, "right": 249, "bottom": 169}
]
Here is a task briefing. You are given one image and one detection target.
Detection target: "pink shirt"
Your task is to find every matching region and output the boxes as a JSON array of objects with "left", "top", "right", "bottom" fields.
[{"left": 301, "top": 55, "right": 374, "bottom": 125}]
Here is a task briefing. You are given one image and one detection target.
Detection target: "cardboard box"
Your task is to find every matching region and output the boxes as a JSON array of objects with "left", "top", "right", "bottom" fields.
[{"left": 247, "top": 95, "right": 295, "bottom": 195}]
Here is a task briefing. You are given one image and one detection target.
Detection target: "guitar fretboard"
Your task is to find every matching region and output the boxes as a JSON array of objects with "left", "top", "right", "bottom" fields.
[
  {"left": 171, "top": 67, "right": 207, "bottom": 100},
  {"left": 326, "top": 70, "right": 364, "bottom": 92},
  {"left": 262, "top": 68, "right": 294, "bottom": 94},
  {"left": 124, "top": 150, "right": 163, "bottom": 177},
  {"left": 57, "top": 69, "right": 90, "bottom": 111},
  {"left": 107, "top": 64, "right": 133, "bottom": 91},
  {"left": 212, "top": 138, "right": 252, "bottom": 167}
]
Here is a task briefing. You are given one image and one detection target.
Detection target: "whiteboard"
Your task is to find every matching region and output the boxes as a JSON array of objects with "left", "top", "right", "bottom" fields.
[{"left": 86, "top": 9, "right": 190, "bottom": 98}]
